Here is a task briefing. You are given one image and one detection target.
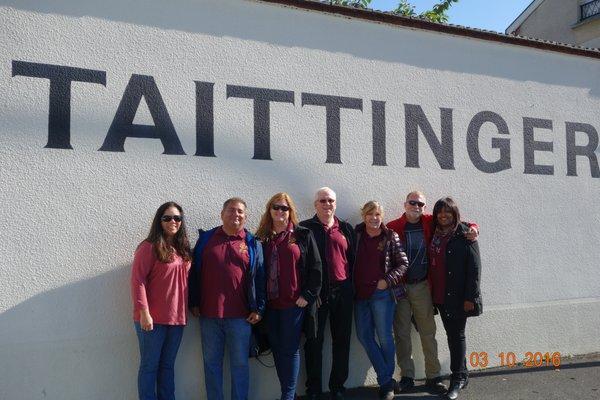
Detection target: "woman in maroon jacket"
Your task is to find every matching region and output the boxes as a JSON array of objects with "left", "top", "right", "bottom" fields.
[
  {"left": 428, "top": 197, "right": 482, "bottom": 400},
  {"left": 131, "top": 202, "right": 191, "bottom": 400},
  {"left": 354, "top": 201, "right": 409, "bottom": 400}
]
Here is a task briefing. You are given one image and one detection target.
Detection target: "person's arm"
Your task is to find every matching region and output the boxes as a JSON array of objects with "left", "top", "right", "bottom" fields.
[
  {"left": 464, "top": 240, "right": 482, "bottom": 311},
  {"left": 251, "top": 241, "right": 266, "bottom": 319},
  {"left": 131, "top": 242, "right": 155, "bottom": 331},
  {"left": 299, "top": 231, "right": 322, "bottom": 306},
  {"left": 464, "top": 222, "right": 479, "bottom": 241},
  {"left": 383, "top": 232, "right": 409, "bottom": 287},
  {"left": 188, "top": 235, "right": 203, "bottom": 317}
]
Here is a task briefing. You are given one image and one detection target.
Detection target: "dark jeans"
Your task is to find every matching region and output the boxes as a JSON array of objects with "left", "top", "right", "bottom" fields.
[
  {"left": 304, "top": 280, "right": 353, "bottom": 395},
  {"left": 268, "top": 306, "right": 305, "bottom": 400},
  {"left": 134, "top": 322, "right": 184, "bottom": 400},
  {"left": 437, "top": 305, "right": 468, "bottom": 379}
]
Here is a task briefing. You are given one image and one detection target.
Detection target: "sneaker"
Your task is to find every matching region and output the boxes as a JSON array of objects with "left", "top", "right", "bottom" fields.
[
  {"left": 379, "top": 379, "right": 396, "bottom": 400},
  {"left": 394, "top": 376, "right": 414, "bottom": 393}
]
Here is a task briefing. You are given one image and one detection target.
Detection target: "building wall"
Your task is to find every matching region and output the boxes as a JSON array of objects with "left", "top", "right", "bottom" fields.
[
  {"left": 1, "top": 1, "right": 600, "bottom": 399},
  {"left": 515, "top": 0, "right": 600, "bottom": 47}
]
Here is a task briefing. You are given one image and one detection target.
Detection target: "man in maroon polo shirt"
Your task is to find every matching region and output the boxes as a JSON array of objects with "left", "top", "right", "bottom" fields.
[
  {"left": 300, "top": 187, "right": 356, "bottom": 400},
  {"left": 188, "top": 197, "right": 265, "bottom": 400}
]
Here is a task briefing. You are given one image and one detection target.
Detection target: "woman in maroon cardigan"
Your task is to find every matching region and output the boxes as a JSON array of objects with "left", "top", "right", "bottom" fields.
[{"left": 131, "top": 202, "right": 191, "bottom": 400}]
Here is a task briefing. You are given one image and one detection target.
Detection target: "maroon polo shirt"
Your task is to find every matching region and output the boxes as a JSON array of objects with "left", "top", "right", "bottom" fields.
[
  {"left": 265, "top": 239, "right": 302, "bottom": 310},
  {"left": 324, "top": 217, "right": 349, "bottom": 282},
  {"left": 200, "top": 227, "right": 250, "bottom": 318},
  {"left": 429, "top": 234, "right": 450, "bottom": 305},
  {"left": 354, "top": 231, "right": 386, "bottom": 300}
]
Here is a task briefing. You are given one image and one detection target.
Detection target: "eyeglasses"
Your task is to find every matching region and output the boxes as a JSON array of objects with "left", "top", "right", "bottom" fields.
[
  {"left": 271, "top": 205, "right": 290, "bottom": 212},
  {"left": 407, "top": 200, "right": 425, "bottom": 208},
  {"left": 318, "top": 199, "right": 335, "bottom": 204},
  {"left": 161, "top": 215, "right": 183, "bottom": 222}
]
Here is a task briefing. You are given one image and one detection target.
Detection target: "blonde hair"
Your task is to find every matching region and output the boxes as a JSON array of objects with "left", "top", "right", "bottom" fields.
[
  {"left": 360, "top": 200, "right": 384, "bottom": 219},
  {"left": 256, "top": 192, "right": 299, "bottom": 241}
]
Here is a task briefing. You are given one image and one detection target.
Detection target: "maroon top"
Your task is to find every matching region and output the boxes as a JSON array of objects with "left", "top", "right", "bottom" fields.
[
  {"left": 429, "top": 233, "right": 450, "bottom": 305},
  {"left": 200, "top": 227, "right": 250, "bottom": 318},
  {"left": 131, "top": 241, "right": 191, "bottom": 325},
  {"left": 354, "top": 231, "right": 386, "bottom": 300},
  {"left": 265, "top": 238, "right": 302, "bottom": 309},
  {"left": 324, "top": 217, "right": 349, "bottom": 282}
]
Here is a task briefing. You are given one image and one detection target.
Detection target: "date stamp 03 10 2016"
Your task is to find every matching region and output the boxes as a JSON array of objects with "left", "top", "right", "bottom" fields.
[{"left": 469, "top": 351, "right": 562, "bottom": 369}]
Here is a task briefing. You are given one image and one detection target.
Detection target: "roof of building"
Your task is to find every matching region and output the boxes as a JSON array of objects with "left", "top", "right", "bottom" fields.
[
  {"left": 259, "top": 0, "right": 600, "bottom": 59},
  {"left": 505, "top": 0, "right": 545, "bottom": 35}
]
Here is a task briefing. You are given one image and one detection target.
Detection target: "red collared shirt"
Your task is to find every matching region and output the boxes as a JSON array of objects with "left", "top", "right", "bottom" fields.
[{"left": 324, "top": 217, "right": 349, "bottom": 282}]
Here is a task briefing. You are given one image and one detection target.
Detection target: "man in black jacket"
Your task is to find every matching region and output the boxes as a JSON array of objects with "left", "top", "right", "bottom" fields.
[{"left": 300, "top": 187, "right": 356, "bottom": 400}]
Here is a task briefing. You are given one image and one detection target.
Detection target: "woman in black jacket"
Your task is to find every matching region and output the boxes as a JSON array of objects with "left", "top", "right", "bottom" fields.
[
  {"left": 428, "top": 197, "right": 482, "bottom": 400},
  {"left": 256, "top": 192, "right": 322, "bottom": 400}
]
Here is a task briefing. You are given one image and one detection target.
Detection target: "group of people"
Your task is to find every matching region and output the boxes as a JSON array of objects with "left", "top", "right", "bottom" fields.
[{"left": 130, "top": 188, "right": 482, "bottom": 400}]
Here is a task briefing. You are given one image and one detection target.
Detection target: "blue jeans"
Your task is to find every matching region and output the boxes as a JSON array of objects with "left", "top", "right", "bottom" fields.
[
  {"left": 200, "top": 317, "right": 251, "bottom": 400},
  {"left": 354, "top": 289, "right": 396, "bottom": 389},
  {"left": 134, "top": 322, "right": 185, "bottom": 400},
  {"left": 267, "top": 306, "right": 305, "bottom": 400}
]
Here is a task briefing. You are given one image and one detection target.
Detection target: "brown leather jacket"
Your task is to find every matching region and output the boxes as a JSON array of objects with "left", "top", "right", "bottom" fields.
[{"left": 354, "top": 223, "right": 409, "bottom": 301}]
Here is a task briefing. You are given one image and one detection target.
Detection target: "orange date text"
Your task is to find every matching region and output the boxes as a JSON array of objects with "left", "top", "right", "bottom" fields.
[{"left": 469, "top": 351, "right": 561, "bottom": 368}]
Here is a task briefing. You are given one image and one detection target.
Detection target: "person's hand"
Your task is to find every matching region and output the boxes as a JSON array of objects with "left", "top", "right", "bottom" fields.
[
  {"left": 191, "top": 306, "right": 200, "bottom": 318},
  {"left": 296, "top": 296, "right": 308, "bottom": 308},
  {"left": 464, "top": 301, "right": 475, "bottom": 312},
  {"left": 246, "top": 312, "right": 261, "bottom": 324},
  {"left": 466, "top": 227, "right": 479, "bottom": 242},
  {"left": 140, "top": 310, "right": 153, "bottom": 331},
  {"left": 376, "top": 279, "right": 388, "bottom": 290},
  {"left": 316, "top": 297, "right": 322, "bottom": 309}
]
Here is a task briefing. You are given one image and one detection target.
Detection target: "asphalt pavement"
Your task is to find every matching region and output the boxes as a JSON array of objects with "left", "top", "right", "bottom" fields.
[{"left": 300, "top": 353, "right": 600, "bottom": 400}]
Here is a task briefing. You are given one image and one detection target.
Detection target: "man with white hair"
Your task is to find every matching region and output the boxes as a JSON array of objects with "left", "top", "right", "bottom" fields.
[{"left": 300, "top": 187, "right": 356, "bottom": 400}]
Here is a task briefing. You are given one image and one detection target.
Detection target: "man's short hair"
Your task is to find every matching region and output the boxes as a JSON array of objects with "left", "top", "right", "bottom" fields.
[
  {"left": 314, "top": 187, "right": 336, "bottom": 202},
  {"left": 222, "top": 197, "right": 247, "bottom": 211},
  {"left": 405, "top": 190, "right": 426, "bottom": 201}
]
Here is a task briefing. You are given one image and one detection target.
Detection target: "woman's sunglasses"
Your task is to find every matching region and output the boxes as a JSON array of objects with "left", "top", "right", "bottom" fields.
[
  {"left": 161, "top": 215, "right": 183, "bottom": 222},
  {"left": 271, "top": 205, "right": 290, "bottom": 212}
]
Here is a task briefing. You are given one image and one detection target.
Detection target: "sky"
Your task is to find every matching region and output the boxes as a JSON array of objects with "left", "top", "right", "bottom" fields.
[{"left": 369, "top": 0, "right": 533, "bottom": 33}]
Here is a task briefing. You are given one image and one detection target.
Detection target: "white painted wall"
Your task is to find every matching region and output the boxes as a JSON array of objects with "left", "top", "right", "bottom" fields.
[{"left": 1, "top": 1, "right": 599, "bottom": 399}]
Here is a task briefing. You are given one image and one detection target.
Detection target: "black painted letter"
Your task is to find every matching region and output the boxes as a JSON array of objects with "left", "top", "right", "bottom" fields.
[
  {"left": 12, "top": 60, "right": 106, "bottom": 149},
  {"left": 566, "top": 122, "right": 599, "bottom": 178},
  {"left": 100, "top": 75, "right": 184, "bottom": 154},
  {"left": 226, "top": 85, "right": 294, "bottom": 160},
  {"left": 301, "top": 93, "right": 363, "bottom": 164},
  {"left": 372, "top": 101, "right": 386, "bottom": 166},
  {"left": 466, "top": 111, "right": 511, "bottom": 173},
  {"left": 405, "top": 104, "right": 454, "bottom": 169},
  {"left": 195, "top": 81, "right": 215, "bottom": 157},
  {"left": 523, "top": 117, "right": 553, "bottom": 175}
]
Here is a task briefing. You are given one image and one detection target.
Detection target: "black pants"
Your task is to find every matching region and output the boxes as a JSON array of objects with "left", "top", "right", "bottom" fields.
[
  {"left": 438, "top": 305, "right": 468, "bottom": 379},
  {"left": 304, "top": 280, "right": 353, "bottom": 395}
]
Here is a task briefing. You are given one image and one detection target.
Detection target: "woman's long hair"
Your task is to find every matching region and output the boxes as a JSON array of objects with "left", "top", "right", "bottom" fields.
[
  {"left": 431, "top": 197, "right": 461, "bottom": 233},
  {"left": 256, "top": 193, "right": 299, "bottom": 241},
  {"left": 144, "top": 202, "right": 191, "bottom": 262}
]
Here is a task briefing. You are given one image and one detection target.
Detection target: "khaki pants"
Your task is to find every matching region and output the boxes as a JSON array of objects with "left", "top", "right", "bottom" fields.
[{"left": 393, "top": 280, "right": 441, "bottom": 379}]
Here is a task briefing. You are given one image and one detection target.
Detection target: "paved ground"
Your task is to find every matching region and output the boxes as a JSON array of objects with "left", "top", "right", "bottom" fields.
[{"left": 299, "top": 353, "right": 600, "bottom": 400}]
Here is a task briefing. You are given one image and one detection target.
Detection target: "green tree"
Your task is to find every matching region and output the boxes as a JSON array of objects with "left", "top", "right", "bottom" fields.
[{"left": 329, "top": 0, "right": 459, "bottom": 23}]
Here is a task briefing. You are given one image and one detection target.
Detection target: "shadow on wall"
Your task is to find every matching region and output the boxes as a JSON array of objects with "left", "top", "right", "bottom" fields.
[{"left": 2, "top": 0, "right": 599, "bottom": 97}]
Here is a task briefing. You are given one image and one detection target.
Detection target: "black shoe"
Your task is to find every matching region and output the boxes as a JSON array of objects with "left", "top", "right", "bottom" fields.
[
  {"left": 445, "top": 378, "right": 467, "bottom": 400},
  {"left": 306, "top": 394, "right": 321, "bottom": 400},
  {"left": 330, "top": 391, "right": 344, "bottom": 400},
  {"left": 425, "top": 377, "right": 447, "bottom": 394},
  {"left": 394, "top": 376, "right": 414, "bottom": 393}
]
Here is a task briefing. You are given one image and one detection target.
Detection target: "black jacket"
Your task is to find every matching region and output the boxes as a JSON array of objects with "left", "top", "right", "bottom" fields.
[
  {"left": 261, "top": 225, "right": 322, "bottom": 339},
  {"left": 438, "top": 223, "right": 483, "bottom": 319},
  {"left": 299, "top": 215, "right": 356, "bottom": 302}
]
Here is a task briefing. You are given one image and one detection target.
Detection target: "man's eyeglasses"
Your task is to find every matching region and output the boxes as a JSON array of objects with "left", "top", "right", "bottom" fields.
[
  {"left": 318, "top": 198, "right": 335, "bottom": 204},
  {"left": 161, "top": 215, "right": 183, "bottom": 222},
  {"left": 271, "top": 205, "right": 290, "bottom": 212},
  {"left": 407, "top": 200, "right": 425, "bottom": 208}
]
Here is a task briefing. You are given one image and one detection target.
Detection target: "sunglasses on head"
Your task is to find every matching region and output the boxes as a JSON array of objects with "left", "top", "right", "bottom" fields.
[
  {"left": 161, "top": 215, "right": 183, "bottom": 222},
  {"left": 318, "top": 198, "right": 335, "bottom": 204},
  {"left": 271, "top": 205, "right": 290, "bottom": 212},
  {"left": 408, "top": 200, "right": 425, "bottom": 207}
]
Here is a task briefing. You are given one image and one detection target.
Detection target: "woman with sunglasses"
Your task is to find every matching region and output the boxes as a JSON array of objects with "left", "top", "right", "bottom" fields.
[
  {"left": 131, "top": 202, "right": 191, "bottom": 400},
  {"left": 353, "top": 201, "right": 409, "bottom": 400},
  {"left": 428, "top": 197, "right": 482, "bottom": 400},
  {"left": 256, "top": 193, "right": 322, "bottom": 400}
]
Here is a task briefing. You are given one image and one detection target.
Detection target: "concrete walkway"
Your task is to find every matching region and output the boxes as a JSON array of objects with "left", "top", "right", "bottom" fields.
[{"left": 300, "top": 354, "right": 600, "bottom": 400}]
